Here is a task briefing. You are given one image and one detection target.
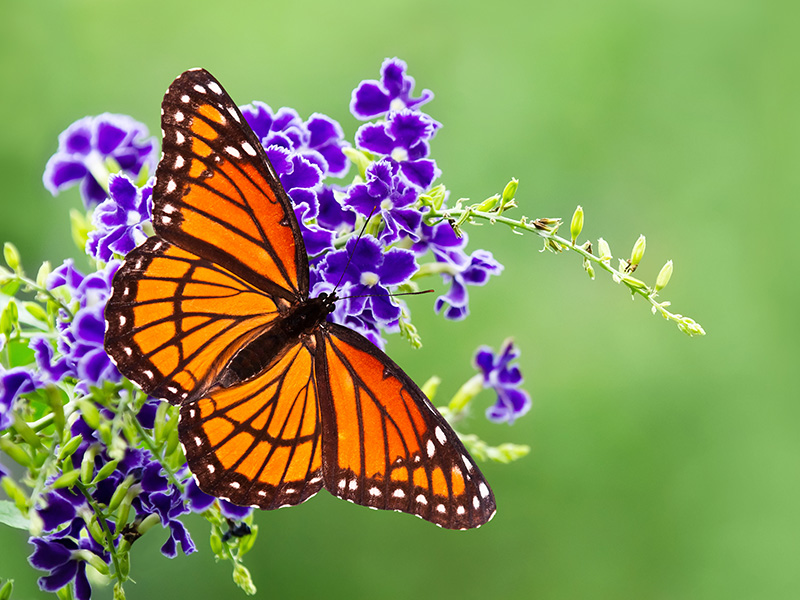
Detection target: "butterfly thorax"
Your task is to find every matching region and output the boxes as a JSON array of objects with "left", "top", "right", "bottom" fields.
[{"left": 218, "top": 292, "right": 337, "bottom": 388}]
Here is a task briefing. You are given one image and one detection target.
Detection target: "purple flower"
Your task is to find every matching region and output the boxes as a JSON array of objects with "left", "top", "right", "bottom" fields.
[
  {"left": 43, "top": 114, "right": 156, "bottom": 208},
  {"left": 355, "top": 111, "right": 441, "bottom": 189},
  {"left": 241, "top": 102, "right": 349, "bottom": 178},
  {"left": 413, "top": 223, "right": 503, "bottom": 320},
  {"left": 344, "top": 160, "right": 422, "bottom": 244},
  {"left": 36, "top": 489, "right": 86, "bottom": 532},
  {"left": 31, "top": 337, "right": 71, "bottom": 383},
  {"left": 475, "top": 340, "right": 531, "bottom": 424},
  {"left": 46, "top": 260, "right": 122, "bottom": 388},
  {"left": 29, "top": 521, "right": 109, "bottom": 600},
  {"left": 350, "top": 57, "right": 433, "bottom": 120},
  {"left": 0, "top": 367, "right": 43, "bottom": 430},
  {"left": 87, "top": 174, "right": 152, "bottom": 262},
  {"left": 317, "top": 236, "right": 417, "bottom": 325},
  {"left": 133, "top": 480, "right": 195, "bottom": 558},
  {"left": 316, "top": 186, "right": 356, "bottom": 237}
]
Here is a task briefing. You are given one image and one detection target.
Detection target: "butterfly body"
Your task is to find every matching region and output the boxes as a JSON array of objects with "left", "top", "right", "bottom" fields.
[{"left": 104, "top": 68, "right": 496, "bottom": 529}]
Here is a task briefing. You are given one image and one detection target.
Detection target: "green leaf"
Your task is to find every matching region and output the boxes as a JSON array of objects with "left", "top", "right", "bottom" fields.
[{"left": 0, "top": 500, "right": 30, "bottom": 530}]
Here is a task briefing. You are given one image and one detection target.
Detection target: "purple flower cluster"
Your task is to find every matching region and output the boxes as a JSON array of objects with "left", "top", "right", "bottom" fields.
[
  {"left": 43, "top": 114, "right": 156, "bottom": 208},
  {"left": 87, "top": 174, "right": 153, "bottom": 262},
  {"left": 474, "top": 340, "right": 531, "bottom": 424}
]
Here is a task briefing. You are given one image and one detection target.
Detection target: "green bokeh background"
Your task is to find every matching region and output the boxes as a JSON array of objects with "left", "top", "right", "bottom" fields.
[{"left": 2, "top": 0, "right": 798, "bottom": 598}]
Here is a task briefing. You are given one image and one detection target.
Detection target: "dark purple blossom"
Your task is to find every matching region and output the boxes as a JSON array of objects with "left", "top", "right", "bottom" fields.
[
  {"left": 29, "top": 521, "right": 109, "bottom": 600},
  {"left": 87, "top": 174, "right": 153, "bottom": 262},
  {"left": 316, "top": 186, "right": 357, "bottom": 237},
  {"left": 344, "top": 159, "right": 422, "bottom": 244},
  {"left": 37, "top": 489, "right": 86, "bottom": 532},
  {"left": 46, "top": 260, "right": 121, "bottom": 389},
  {"left": 31, "top": 337, "right": 71, "bottom": 383},
  {"left": 317, "top": 236, "right": 417, "bottom": 325},
  {"left": 350, "top": 57, "right": 433, "bottom": 120},
  {"left": 0, "top": 367, "right": 43, "bottom": 430},
  {"left": 133, "top": 481, "right": 195, "bottom": 558},
  {"left": 241, "top": 102, "right": 349, "bottom": 178},
  {"left": 475, "top": 340, "right": 531, "bottom": 424},
  {"left": 413, "top": 223, "right": 503, "bottom": 320},
  {"left": 43, "top": 114, "right": 156, "bottom": 208},
  {"left": 355, "top": 110, "right": 441, "bottom": 189}
]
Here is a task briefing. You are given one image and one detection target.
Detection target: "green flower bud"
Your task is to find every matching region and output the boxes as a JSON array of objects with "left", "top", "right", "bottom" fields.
[
  {"left": 0, "top": 437, "right": 31, "bottom": 467},
  {"left": 113, "top": 581, "right": 127, "bottom": 600},
  {"left": 165, "top": 426, "right": 180, "bottom": 457},
  {"left": 655, "top": 260, "right": 673, "bottom": 292},
  {"left": 70, "top": 209, "right": 92, "bottom": 255},
  {"left": 597, "top": 237, "right": 612, "bottom": 262},
  {"left": 91, "top": 459, "right": 120, "bottom": 485},
  {"left": 0, "top": 301, "right": 17, "bottom": 337},
  {"left": 233, "top": 564, "right": 257, "bottom": 595},
  {"left": 420, "top": 376, "right": 441, "bottom": 402},
  {"left": 342, "top": 147, "right": 372, "bottom": 179},
  {"left": 73, "top": 549, "right": 110, "bottom": 575},
  {"left": 570, "top": 205, "right": 584, "bottom": 244},
  {"left": 52, "top": 469, "right": 81, "bottom": 489},
  {"left": 3, "top": 243, "right": 21, "bottom": 272},
  {"left": 22, "top": 301, "right": 48, "bottom": 323},
  {"left": 476, "top": 194, "right": 500, "bottom": 212},
  {"left": 448, "top": 374, "right": 484, "bottom": 414},
  {"left": 419, "top": 184, "right": 446, "bottom": 210},
  {"left": 78, "top": 399, "right": 101, "bottom": 430},
  {"left": 501, "top": 178, "right": 518, "bottom": 205},
  {"left": 58, "top": 435, "right": 84, "bottom": 461},
  {"left": 678, "top": 316, "right": 706, "bottom": 337},
  {"left": 621, "top": 275, "right": 649, "bottom": 290},
  {"left": 81, "top": 445, "right": 99, "bottom": 484},
  {"left": 108, "top": 476, "right": 135, "bottom": 512},
  {"left": 238, "top": 524, "right": 259, "bottom": 556},
  {"left": 154, "top": 401, "right": 171, "bottom": 444},
  {"left": 629, "top": 234, "right": 646, "bottom": 268},
  {"left": 0, "top": 578, "right": 14, "bottom": 600},
  {"left": 209, "top": 530, "right": 224, "bottom": 557},
  {"left": 36, "top": 261, "right": 52, "bottom": 288}
]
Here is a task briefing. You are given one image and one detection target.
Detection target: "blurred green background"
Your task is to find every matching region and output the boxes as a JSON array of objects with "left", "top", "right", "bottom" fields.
[{"left": 2, "top": 0, "right": 798, "bottom": 598}]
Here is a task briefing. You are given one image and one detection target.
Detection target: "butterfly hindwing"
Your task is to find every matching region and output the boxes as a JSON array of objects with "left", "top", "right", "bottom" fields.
[
  {"left": 154, "top": 68, "right": 308, "bottom": 299},
  {"left": 315, "top": 324, "right": 496, "bottom": 529},
  {"left": 105, "top": 237, "right": 283, "bottom": 404},
  {"left": 179, "top": 340, "right": 323, "bottom": 508}
]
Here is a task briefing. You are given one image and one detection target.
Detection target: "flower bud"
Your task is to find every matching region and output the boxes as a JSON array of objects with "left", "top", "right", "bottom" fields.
[
  {"left": 597, "top": 237, "right": 612, "bottom": 262},
  {"left": 0, "top": 579, "right": 14, "bottom": 600},
  {"left": 22, "top": 302, "right": 48, "bottom": 323},
  {"left": 3, "top": 243, "right": 20, "bottom": 272},
  {"left": 476, "top": 194, "right": 500, "bottom": 212},
  {"left": 655, "top": 260, "right": 673, "bottom": 292},
  {"left": 36, "top": 261, "right": 51, "bottom": 288},
  {"left": 91, "top": 459, "right": 120, "bottom": 485},
  {"left": 629, "top": 234, "right": 646, "bottom": 267},
  {"left": 52, "top": 468, "right": 81, "bottom": 489},
  {"left": 420, "top": 376, "right": 441, "bottom": 401},
  {"left": 570, "top": 205, "right": 584, "bottom": 244},
  {"left": 502, "top": 178, "right": 518, "bottom": 204},
  {"left": 0, "top": 437, "right": 31, "bottom": 467},
  {"left": 78, "top": 399, "right": 101, "bottom": 430},
  {"left": 233, "top": 564, "right": 257, "bottom": 595},
  {"left": 58, "top": 435, "right": 84, "bottom": 461},
  {"left": 210, "top": 530, "right": 224, "bottom": 557},
  {"left": 238, "top": 524, "right": 259, "bottom": 556}
]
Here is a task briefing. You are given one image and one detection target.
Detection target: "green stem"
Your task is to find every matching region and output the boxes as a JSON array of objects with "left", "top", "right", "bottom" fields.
[
  {"left": 130, "top": 417, "right": 185, "bottom": 490},
  {"left": 75, "top": 481, "right": 124, "bottom": 585}
]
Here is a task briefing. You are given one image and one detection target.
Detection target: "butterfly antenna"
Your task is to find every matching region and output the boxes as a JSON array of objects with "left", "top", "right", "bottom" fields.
[
  {"left": 332, "top": 202, "right": 380, "bottom": 294},
  {"left": 336, "top": 288, "right": 435, "bottom": 303}
]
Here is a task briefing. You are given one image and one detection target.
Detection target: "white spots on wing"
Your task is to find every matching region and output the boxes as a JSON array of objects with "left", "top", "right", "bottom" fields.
[
  {"left": 426, "top": 439, "right": 435, "bottom": 458},
  {"left": 118, "top": 315, "right": 127, "bottom": 326},
  {"left": 258, "top": 490, "right": 267, "bottom": 497},
  {"left": 152, "top": 241, "right": 163, "bottom": 251},
  {"left": 227, "top": 106, "right": 240, "bottom": 122},
  {"left": 142, "top": 369, "right": 153, "bottom": 380},
  {"left": 180, "top": 94, "right": 190, "bottom": 103},
  {"left": 435, "top": 426, "right": 447, "bottom": 445},
  {"left": 189, "top": 408, "right": 196, "bottom": 418},
  {"left": 123, "top": 285, "right": 130, "bottom": 296},
  {"left": 462, "top": 454, "right": 474, "bottom": 472},
  {"left": 123, "top": 347, "right": 132, "bottom": 356},
  {"left": 175, "top": 155, "right": 185, "bottom": 168},
  {"left": 208, "top": 81, "right": 222, "bottom": 95},
  {"left": 207, "top": 464, "right": 216, "bottom": 474},
  {"left": 166, "top": 386, "right": 177, "bottom": 393},
  {"left": 473, "top": 496, "right": 480, "bottom": 509},
  {"left": 194, "top": 436, "right": 202, "bottom": 446},
  {"left": 134, "top": 258, "right": 143, "bottom": 269},
  {"left": 161, "top": 216, "right": 172, "bottom": 225},
  {"left": 229, "top": 481, "right": 240, "bottom": 489},
  {"left": 392, "top": 489, "right": 405, "bottom": 499},
  {"left": 175, "top": 131, "right": 185, "bottom": 144},
  {"left": 284, "top": 488, "right": 296, "bottom": 494},
  {"left": 414, "top": 455, "right": 421, "bottom": 463},
  {"left": 338, "top": 479, "right": 346, "bottom": 489},
  {"left": 369, "top": 487, "right": 381, "bottom": 497},
  {"left": 309, "top": 476, "right": 322, "bottom": 484},
  {"left": 436, "top": 504, "right": 446, "bottom": 514},
  {"left": 488, "top": 509, "right": 497, "bottom": 522},
  {"left": 479, "top": 482, "right": 490, "bottom": 498},
  {"left": 415, "top": 494, "right": 428, "bottom": 505},
  {"left": 163, "top": 204, "right": 176, "bottom": 214},
  {"left": 166, "top": 179, "right": 177, "bottom": 193},
  {"left": 348, "top": 479, "right": 358, "bottom": 491},
  {"left": 241, "top": 141, "right": 257, "bottom": 156},
  {"left": 193, "top": 84, "right": 206, "bottom": 94},
  {"left": 174, "top": 111, "right": 185, "bottom": 122},
  {"left": 181, "top": 392, "right": 189, "bottom": 399},
  {"left": 225, "top": 146, "right": 241, "bottom": 158},
  {"left": 457, "top": 505, "right": 466, "bottom": 515}
]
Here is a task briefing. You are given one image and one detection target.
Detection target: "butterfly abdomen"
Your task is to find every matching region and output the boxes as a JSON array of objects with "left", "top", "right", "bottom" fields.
[{"left": 219, "top": 294, "right": 336, "bottom": 387}]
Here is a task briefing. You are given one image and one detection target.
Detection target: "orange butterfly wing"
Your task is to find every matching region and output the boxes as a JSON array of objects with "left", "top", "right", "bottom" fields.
[
  {"left": 316, "top": 325, "right": 497, "bottom": 529},
  {"left": 179, "top": 340, "right": 324, "bottom": 508}
]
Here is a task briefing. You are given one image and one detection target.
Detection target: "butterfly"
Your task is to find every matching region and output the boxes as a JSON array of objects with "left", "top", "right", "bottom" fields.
[{"left": 104, "top": 68, "right": 496, "bottom": 529}]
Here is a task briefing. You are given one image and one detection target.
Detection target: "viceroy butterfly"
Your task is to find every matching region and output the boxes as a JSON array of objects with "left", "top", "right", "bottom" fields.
[{"left": 104, "top": 68, "right": 496, "bottom": 529}]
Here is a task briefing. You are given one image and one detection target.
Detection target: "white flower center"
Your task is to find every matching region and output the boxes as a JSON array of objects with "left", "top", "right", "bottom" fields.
[
  {"left": 360, "top": 272, "right": 380, "bottom": 287},
  {"left": 380, "top": 198, "right": 393, "bottom": 211},
  {"left": 391, "top": 147, "right": 409, "bottom": 162},
  {"left": 389, "top": 98, "right": 406, "bottom": 113},
  {"left": 126, "top": 209, "right": 141, "bottom": 226}
]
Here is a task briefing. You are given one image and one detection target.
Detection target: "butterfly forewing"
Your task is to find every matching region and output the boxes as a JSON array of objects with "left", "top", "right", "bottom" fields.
[
  {"left": 105, "top": 237, "right": 283, "bottom": 403},
  {"left": 154, "top": 68, "right": 308, "bottom": 299},
  {"left": 179, "top": 340, "right": 323, "bottom": 508},
  {"left": 316, "top": 325, "right": 496, "bottom": 529}
]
